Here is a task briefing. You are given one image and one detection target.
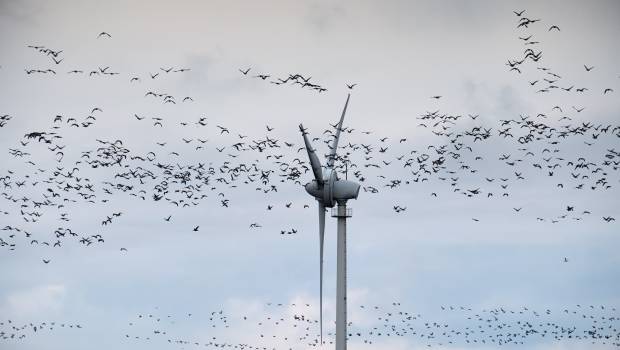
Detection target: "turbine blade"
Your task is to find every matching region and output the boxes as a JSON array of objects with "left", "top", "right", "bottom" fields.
[
  {"left": 300, "top": 124, "right": 324, "bottom": 184},
  {"left": 327, "top": 94, "right": 350, "bottom": 168},
  {"left": 318, "top": 201, "right": 325, "bottom": 345}
]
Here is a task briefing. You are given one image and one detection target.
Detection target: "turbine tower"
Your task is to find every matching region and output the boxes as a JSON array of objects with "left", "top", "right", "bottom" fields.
[{"left": 299, "top": 94, "right": 360, "bottom": 350}]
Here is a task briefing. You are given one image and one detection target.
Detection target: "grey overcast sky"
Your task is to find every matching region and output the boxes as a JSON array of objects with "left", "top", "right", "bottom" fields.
[{"left": 1, "top": 0, "right": 619, "bottom": 349}]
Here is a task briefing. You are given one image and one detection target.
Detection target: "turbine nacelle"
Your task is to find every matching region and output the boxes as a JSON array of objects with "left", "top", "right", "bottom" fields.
[
  {"left": 305, "top": 176, "right": 361, "bottom": 208},
  {"left": 332, "top": 179, "right": 361, "bottom": 202}
]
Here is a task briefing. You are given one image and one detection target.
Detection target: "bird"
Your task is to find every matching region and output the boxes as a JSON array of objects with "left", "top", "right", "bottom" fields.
[
  {"left": 584, "top": 65, "right": 594, "bottom": 71},
  {"left": 431, "top": 95, "right": 442, "bottom": 99},
  {"left": 513, "top": 10, "right": 525, "bottom": 16},
  {"left": 192, "top": 226, "right": 199, "bottom": 232},
  {"left": 42, "top": 259, "right": 50, "bottom": 264},
  {"left": 548, "top": 25, "right": 560, "bottom": 31},
  {"left": 239, "top": 67, "right": 251, "bottom": 75},
  {"left": 97, "top": 32, "right": 112, "bottom": 38},
  {"left": 346, "top": 83, "right": 357, "bottom": 90}
]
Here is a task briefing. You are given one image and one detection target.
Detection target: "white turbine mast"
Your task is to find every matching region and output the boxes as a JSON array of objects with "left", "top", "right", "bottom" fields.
[{"left": 299, "top": 94, "right": 360, "bottom": 350}]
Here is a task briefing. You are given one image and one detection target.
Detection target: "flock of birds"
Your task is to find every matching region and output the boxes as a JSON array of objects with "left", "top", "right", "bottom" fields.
[
  {"left": 0, "top": 319, "right": 82, "bottom": 341},
  {"left": 5, "top": 302, "right": 615, "bottom": 348},
  {"left": 238, "top": 68, "right": 329, "bottom": 93},
  {"left": 120, "top": 302, "right": 620, "bottom": 348},
  {"left": 508, "top": 11, "right": 615, "bottom": 97},
  {"left": 1, "top": 8, "right": 618, "bottom": 349}
]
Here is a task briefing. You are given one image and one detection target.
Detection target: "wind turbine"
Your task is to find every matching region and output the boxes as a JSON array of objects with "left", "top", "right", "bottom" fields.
[{"left": 299, "top": 93, "right": 360, "bottom": 350}]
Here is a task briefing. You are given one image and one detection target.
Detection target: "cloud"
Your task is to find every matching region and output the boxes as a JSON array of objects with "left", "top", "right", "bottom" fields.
[
  {"left": 4, "top": 284, "right": 67, "bottom": 318},
  {"left": 304, "top": 1, "right": 347, "bottom": 34},
  {"left": 0, "top": 0, "right": 48, "bottom": 23}
]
